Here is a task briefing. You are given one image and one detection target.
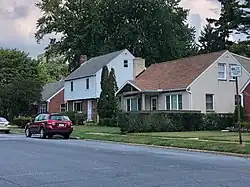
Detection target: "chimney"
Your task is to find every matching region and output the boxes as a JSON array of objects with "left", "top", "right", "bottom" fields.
[
  {"left": 133, "top": 57, "right": 146, "bottom": 79},
  {"left": 79, "top": 55, "right": 87, "bottom": 65}
]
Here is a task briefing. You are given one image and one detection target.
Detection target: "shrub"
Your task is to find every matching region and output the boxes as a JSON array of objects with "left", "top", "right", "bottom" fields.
[
  {"left": 99, "top": 117, "right": 119, "bottom": 127},
  {"left": 61, "top": 111, "right": 86, "bottom": 125},
  {"left": 233, "top": 105, "right": 245, "bottom": 123},
  {"left": 118, "top": 111, "right": 233, "bottom": 134},
  {"left": 11, "top": 116, "right": 32, "bottom": 128}
]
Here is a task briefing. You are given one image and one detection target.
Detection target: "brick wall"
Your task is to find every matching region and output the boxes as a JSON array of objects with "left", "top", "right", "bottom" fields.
[
  {"left": 48, "top": 89, "right": 64, "bottom": 113},
  {"left": 243, "top": 83, "right": 250, "bottom": 122}
]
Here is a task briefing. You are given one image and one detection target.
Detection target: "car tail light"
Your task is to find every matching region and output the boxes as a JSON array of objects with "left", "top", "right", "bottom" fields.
[{"left": 47, "top": 120, "right": 56, "bottom": 125}]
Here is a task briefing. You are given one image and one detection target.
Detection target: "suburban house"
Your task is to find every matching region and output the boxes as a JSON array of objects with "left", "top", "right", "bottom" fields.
[
  {"left": 38, "top": 80, "right": 65, "bottom": 113},
  {"left": 64, "top": 49, "right": 145, "bottom": 121},
  {"left": 116, "top": 50, "right": 250, "bottom": 114}
]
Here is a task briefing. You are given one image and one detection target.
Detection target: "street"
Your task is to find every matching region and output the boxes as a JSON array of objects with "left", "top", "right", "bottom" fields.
[{"left": 0, "top": 134, "right": 250, "bottom": 187}]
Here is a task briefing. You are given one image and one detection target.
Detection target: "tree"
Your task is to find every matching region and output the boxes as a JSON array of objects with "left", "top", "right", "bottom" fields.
[
  {"left": 35, "top": 0, "right": 197, "bottom": 70},
  {"left": 206, "top": 0, "right": 242, "bottom": 50},
  {"left": 237, "top": 0, "right": 250, "bottom": 37},
  {"left": 230, "top": 40, "right": 250, "bottom": 57},
  {"left": 97, "top": 65, "right": 109, "bottom": 119},
  {"left": 0, "top": 48, "right": 43, "bottom": 118},
  {"left": 198, "top": 22, "right": 222, "bottom": 53},
  {"left": 37, "top": 52, "right": 69, "bottom": 84},
  {"left": 106, "top": 68, "right": 119, "bottom": 119}
]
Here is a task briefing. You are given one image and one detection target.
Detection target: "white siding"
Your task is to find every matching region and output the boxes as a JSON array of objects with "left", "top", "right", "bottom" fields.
[
  {"left": 95, "top": 49, "right": 135, "bottom": 97},
  {"left": 64, "top": 76, "right": 96, "bottom": 101},
  {"left": 189, "top": 51, "right": 249, "bottom": 113}
]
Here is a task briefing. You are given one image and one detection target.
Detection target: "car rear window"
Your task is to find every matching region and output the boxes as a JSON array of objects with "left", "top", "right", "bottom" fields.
[{"left": 50, "top": 115, "right": 70, "bottom": 121}]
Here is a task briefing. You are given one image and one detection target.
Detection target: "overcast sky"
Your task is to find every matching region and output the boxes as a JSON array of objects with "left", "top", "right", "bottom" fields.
[{"left": 0, "top": 0, "right": 225, "bottom": 58}]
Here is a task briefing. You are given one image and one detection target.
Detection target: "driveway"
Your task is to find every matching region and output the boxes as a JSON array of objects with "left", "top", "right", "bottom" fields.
[{"left": 1, "top": 134, "right": 250, "bottom": 187}]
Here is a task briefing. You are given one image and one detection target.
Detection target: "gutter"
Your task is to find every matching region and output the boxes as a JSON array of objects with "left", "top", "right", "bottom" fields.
[
  {"left": 65, "top": 74, "right": 95, "bottom": 82},
  {"left": 141, "top": 88, "right": 186, "bottom": 93}
]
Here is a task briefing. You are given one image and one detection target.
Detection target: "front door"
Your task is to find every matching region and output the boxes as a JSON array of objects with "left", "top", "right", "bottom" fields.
[
  {"left": 87, "top": 100, "right": 92, "bottom": 121},
  {"left": 150, "top": 97, "right": 158, "bottom": 111}
]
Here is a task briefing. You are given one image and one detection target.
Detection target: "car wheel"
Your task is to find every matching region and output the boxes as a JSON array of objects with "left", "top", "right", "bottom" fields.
[
  {"left": 4, "top": 130, "right": 10, "bottom": 134},
  {"left": 63, "top": 134, "right": 70, "bottom": 139},
  {"left": 39, "top": 128, "right": 46, "bottom": 139},
  {"left": 25, "top": 128, "right": 32, "bottom": 137}
]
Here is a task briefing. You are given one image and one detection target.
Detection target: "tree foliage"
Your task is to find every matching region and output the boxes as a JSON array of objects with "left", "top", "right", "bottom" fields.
[
  {"left": 37, "top": 52, "right": 69, "bottom": 84},
  {"left": 230, "top": 40, "right": 250, "bottom": 57},
  {"left": 35, "top": 0, "right": 197, "bottom": 70},
  {"left": 97, "top": 66, "right": 118, "bottom": 120},
  {"left": 0, "top": 48, "right": 43, "bottom": 118}
]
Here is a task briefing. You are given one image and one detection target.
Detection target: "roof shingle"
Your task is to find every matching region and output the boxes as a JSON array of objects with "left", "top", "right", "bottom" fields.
[
  {"left": 65, "top": 50, "right": 125, "bottom": 81},
  {"left": 130, "top": 51, "right": 226, "bottom": 91},
  {"left": 41, "top": 80, "right": 64, "bottom": 101}
]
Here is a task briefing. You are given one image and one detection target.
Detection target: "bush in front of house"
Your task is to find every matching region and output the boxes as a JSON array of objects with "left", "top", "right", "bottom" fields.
[
  {"left": 233, "top": 105, "right": 245, "bottom": 123},
  {"left": 62, "top": 111, "right": 86, "bottom": 125},
  {"left": 118, "top": 111, "right": 233, "bottom": 134},
  {"left": 11, "top": 116, "right": 32, "bottom": 128}
]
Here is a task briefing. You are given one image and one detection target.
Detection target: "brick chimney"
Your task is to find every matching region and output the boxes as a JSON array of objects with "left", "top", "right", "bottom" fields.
[{"left": 80, "top": 55, "right": 87, "bottom": 65}]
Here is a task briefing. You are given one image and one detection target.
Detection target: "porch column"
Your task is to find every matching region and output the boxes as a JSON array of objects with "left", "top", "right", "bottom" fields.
[{"left": 142, "top": 93, "right": 146, "bottom": 110}]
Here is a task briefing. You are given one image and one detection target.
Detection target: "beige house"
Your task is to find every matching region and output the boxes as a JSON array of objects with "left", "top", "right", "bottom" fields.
[{"left": 116, "top": 50, "right": 250, "bottom": 113}]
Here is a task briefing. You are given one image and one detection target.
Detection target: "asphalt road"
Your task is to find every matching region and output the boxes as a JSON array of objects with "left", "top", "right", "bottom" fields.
[{"left": 1, "top": 134, "right": 250, "bottom": 187}]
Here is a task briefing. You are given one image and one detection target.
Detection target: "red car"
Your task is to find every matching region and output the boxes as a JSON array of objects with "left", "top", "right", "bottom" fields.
[{"left": 25, "top": 113, "right": 73, "bottom": 139}]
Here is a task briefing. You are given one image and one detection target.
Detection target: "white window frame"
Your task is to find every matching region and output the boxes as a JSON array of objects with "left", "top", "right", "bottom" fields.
[
  {"left": 73, "top": 101, "right": 83, "bottom": 113},
  {"left": 218, "top": 63, "right": 227, "bottom": 80},
  {"left": 124, "top": 60, "right": 128, "bottom": 68},
  {"left": 86, "top": 78, "right": 89, "bottom": 89},
  {"left": 150, "top": 97, "right": 158, "bottom": 111},
  {"left": 165, "top": 94, "right": 183, "bottom": 110},
  {"left": 39, "top": 103, "right": 47, "bottom": 113},
  {"left": 126, "top": 98, "right": 141, "bottom": 112},
  {"left": 229, "top": 64, "right": 237, "bottom": 81},
  {"left": 205, "top": 94, "right": 214, "bottom": 111}
]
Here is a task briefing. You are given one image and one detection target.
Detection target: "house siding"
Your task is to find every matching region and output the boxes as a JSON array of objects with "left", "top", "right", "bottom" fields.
[
  {"left": 95, "top": 50, "right": 135, "bottom": 98},
  {"left": 48, "top": 89, "right": 65, "bottom": 113},
  {"left": 64, "top": 75, "right": 96, "bottom": 101},
  {"left": 243, "top": 83, "right": 250, "bottom": 121},
  {"left": 190, "top": 52, "right": 249, "bottom": 113}
]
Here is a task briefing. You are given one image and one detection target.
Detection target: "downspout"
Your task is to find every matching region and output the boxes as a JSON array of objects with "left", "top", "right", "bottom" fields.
[{"left": 186, "top": 87, "right": 192, "bottom": 110}]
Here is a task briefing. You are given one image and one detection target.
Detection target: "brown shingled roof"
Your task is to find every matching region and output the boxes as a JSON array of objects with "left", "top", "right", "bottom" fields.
[{"left": 130, "top": 50, "right": 226, "bottom": 91}]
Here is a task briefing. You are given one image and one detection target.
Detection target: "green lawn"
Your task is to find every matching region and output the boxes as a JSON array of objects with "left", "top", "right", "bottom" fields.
[{"left": 9, "top": 125, "right": 250, "bottom": 155}]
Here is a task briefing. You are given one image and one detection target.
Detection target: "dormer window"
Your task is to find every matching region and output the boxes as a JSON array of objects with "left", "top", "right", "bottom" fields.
[{"left": 124, "top": 60, "right": 128, "bottom": 67}]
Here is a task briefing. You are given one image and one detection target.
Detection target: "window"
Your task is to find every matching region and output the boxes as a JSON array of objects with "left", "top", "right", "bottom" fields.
[
  {"left": 86, "top": 78, "right": 89, "bottom": 89},
  {"left": 218, "top": 63, "right": 226, "bottom": 80},
  {"left": 71, "top": 81, "right": 74, "bottom": 91},
  {"left": 206, "top": 94, "right": 214, "bottom": 111},
  {"left": 124, "top": 60, "right": 128, "bottom": 67},
  {"left": 151, "top": 97, "right": 158, "bottom": 111},
  {"left": 73, "top": 102, "right": 83, "bottom": 112},
  {"left": 235, "top": 95, "right": 242, "bottom": 106},
  {"left": 60, "top": 104, "right": 66, "bottom": 112},
  {"left": 229, "top": 64, "right": 237, "bottom": 80},
  {"left": 126, "top": 98, "right": 141, "bottom": 111},
  {"left": 39, "top": 104, "right": 47, "bottom": 113},
  {"left": 34, "top": 115, "right": 41, "bottom": 122},
  {"left": 50, "top": 115, "right": 70, "bottom": 121},
  {"left": 166, "top": 95, "right": 182, "bottom": 110}
]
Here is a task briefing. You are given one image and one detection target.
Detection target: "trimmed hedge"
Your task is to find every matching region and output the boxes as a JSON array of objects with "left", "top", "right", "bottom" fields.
[
  {"left": 61, "top": 111, "right": 86, "bottom": 125},
  {"left": 118, "top": 111, "right": 233, "bottom": 134},
  {"left": 11, "top": 116, "right": 32, "bottom": 128}
]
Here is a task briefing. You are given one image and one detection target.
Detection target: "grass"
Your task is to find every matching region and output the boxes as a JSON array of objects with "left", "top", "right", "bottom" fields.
[
  {"left": 9, "top": 125, "right": 250, "bottom": 155},
  {"left": 71, "top": 126, "right": 250, "bottom": 155}
]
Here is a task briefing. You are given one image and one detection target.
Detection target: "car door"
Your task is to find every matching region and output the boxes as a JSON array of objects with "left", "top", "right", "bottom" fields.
[{"left": 30, "top": 114, "right": 41, "bottom": 133}]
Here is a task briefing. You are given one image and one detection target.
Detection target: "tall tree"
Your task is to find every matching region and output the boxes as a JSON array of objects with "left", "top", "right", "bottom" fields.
[
  {"left": 37, "top": 52, "right": 69, "bottom": 84},
  {"left": 198, "top": 22, "right": 222, "bottom": 53},
  {"left": 206, "top": 0, "right": 242, "bottom": 50},
  {"left": 237, "top": 0, "right": 250, "bottom": 37},
  {"left": 97, "top": 65, "right": 109, "bottom": 119},
  {"left": 0, "top": 48, "right": 43, "bottom": 118},
  {"left": 35, "top": 0, "right": 197, "bottom": 70},
  {"left": 106, "top": 68, "right": 119, "bottom": 119}
]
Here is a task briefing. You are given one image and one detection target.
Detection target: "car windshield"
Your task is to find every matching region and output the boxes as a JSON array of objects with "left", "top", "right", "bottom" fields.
[
  {"left": 50, "top": 115, "right": 70, "bottom": 121},
  {"left": 0, "top": 117, "right": 7, "bottom": 122}
]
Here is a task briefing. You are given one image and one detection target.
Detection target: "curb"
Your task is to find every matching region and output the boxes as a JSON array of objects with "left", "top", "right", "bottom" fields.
[{"left": 80, "top": 138, "right": 250, "bottom": 159}]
